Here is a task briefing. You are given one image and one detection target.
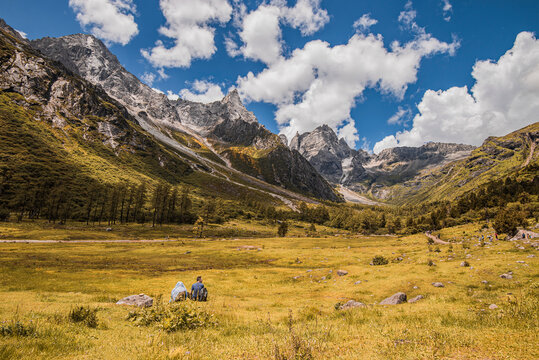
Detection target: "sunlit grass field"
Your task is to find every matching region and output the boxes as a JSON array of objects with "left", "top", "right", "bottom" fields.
[{"left": 0, "top": 222, "right": 537, "bottom": 359}]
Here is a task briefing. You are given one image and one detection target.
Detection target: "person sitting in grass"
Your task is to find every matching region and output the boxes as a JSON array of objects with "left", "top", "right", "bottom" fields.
[{"left": 191, "top": 276, "right": 208, "bottom": 301}]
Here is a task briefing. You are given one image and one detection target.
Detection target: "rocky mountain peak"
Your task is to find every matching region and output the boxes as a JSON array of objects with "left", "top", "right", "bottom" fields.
[{"left": 0, "top": 18, "right": 29, "bottom": 44}]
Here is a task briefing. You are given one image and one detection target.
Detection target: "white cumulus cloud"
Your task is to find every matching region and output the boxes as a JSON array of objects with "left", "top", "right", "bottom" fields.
[
  {"left": 69, "top": 0, "right": 139, "bottom": 45},
  {"left": 140, "top": 72, "right": 156, "bottom": 86},
  {"left": 237, "top": 30, "right": 458, "bottom": 147},
  {"left": 142, "top": 0, "right": 232, "bottom": 68},
  {"left": 353, "top": 14, "right": 378, "bottom": 33},
  {"left": 442, "top": 0, "right": 452, "bottom": 21},
  {"left": 231, "top": 0, "right": 329, "bottom": 65},
  {"left": 387, "top": 106, "right": 412, "bottom": 125},
  {"left": 373, "top": 32, "right": 539, "bottom": 154},
  {"left": 176, "top": 80, "right": 225, "bottom": 103},
  {"left": 282, "top": 0, "right": 329, "bottom": 36}
]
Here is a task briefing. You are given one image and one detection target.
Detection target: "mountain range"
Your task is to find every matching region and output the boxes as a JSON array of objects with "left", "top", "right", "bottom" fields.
[{"left": 1, "top": 18, "right": 537, "bottom": 208}]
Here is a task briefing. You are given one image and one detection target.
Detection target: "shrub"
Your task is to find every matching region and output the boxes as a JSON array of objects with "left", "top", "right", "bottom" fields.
[
  {"left": 371, "top": 255, "right": 389, "bottom": 266},
  {"left": 278, "top": 221, "right": 289, "bottom": 237},
  {"left": 493, "top": 208, "right": 526, "bottom": 235},
  {"left": 0, "top": 207, "right": 9, "bottom": 222},
  {"left": 69, "top": 306, "right": 98, "bottom": 328},
  {"left": 127, "top": 303, "right": 216, "bottom": 333},
  {"left": 0, "top": 321, "right": 36, "bottom": 337}
]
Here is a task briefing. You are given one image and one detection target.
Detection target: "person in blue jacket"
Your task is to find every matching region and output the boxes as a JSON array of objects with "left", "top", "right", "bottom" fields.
[{"left": 191, "top": 276, "right": 205, "bottom": 300}]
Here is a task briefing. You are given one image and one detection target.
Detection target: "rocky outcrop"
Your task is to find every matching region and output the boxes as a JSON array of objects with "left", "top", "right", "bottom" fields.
[
  {"left": 379, "top": 292, "right": 407, "bottom": 305},
  {"left": 290, "top": 125, "right": 369, "bottom": 184},
  {"left": 31, "top": 32, "right": 340, "bottom": 202},
  {"left": 116, "top": 294, "right": 153, "bottom": 307}
]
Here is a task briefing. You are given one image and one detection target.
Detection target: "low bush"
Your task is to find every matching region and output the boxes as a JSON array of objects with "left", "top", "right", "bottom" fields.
[
  {"left": 127, "top": 302, "right": 216, "bottom": 333},
  {"left": 371, "top": 255, "right": 389, "bottom": 266},
  {"left": 68, "top": 306, "right": 98, "bottom": 328},
  {"left": 0, "top": 320, "right": 36, "bottom": 337}
]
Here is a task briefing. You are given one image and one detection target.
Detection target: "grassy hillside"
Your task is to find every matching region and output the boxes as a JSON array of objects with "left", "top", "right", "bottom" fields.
[{"left": 385, "top": 122, "right": 539, "bottom": 205}]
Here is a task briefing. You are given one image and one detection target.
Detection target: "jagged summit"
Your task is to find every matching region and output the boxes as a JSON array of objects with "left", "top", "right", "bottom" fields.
[{"left": 28, "top": 28, "right": 340, "bottom": 202}]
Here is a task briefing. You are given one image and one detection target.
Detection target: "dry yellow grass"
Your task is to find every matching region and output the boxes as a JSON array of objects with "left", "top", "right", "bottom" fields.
[{"left": 0, "top": 223, "right": 537, "bottom": 359}]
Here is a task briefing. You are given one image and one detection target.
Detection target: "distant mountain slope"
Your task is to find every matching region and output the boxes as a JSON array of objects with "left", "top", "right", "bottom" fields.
[
  {"left": 31, "top": 33, "right": 340, "bottom": 202},
  {"left": 384, "top": 122, "right": 539, "bottom": 204},
  {"left": 290, "top": 125, "right": 475, "bottom": 201}
]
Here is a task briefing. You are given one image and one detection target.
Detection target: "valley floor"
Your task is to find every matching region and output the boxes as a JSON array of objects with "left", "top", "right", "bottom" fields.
[{"left": 0, "top": 223, "right": 537, "bottom": 359}]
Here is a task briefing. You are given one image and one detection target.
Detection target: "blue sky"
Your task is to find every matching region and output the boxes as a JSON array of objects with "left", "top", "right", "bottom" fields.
[{"left": 1, "top": 0, "right": 538, "bottom": 152}]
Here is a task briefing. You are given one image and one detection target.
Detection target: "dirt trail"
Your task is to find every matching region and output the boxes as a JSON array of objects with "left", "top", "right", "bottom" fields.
[
  {"left": 425, "top": 232, "right": 450, "bottom": 245},
  {"left": 522, "top": 135, "right": 537, "bottom": 168}
]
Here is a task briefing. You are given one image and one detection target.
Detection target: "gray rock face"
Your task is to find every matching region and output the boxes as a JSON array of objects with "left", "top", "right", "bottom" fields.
[
  {"left": 30, "top": 33, "right": 340, "bottom": 202},
  {"left": 116, "top": 294, "right": 153, "bottom": 307},
  {"left": 290, "top": 125, "right": 369, "bottom": 184},
  {"left": 289, "top": 124, "right": 475, "bottom": 198},
  {"left": 337, "top": 270, "right": 348, "bottom": 276},
  {"left": 379, "top": 292, "right": 407, "bottom": 305},
  {"left": 339, "top": 300, "right": 366, "bottom": 310},
  {"left": 408, "top": 295, "right": 424, "bottom": 303}
]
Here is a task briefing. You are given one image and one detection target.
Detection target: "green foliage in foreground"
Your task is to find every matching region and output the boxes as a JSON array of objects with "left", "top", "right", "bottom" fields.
[{"left": 127, "top": 300, "right": 217, "bottom": 333}]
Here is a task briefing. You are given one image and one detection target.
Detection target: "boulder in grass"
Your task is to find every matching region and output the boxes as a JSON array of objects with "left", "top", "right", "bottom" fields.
[
  {"left": 337, "top": 270, "right": 348, "bottom": 276},
  {"left": 116, "top": 294, "right": 153, "bottom": 307},
  {"left": 379, "top": 292, "right": 407, "bottom": 305},
  {"left": 500, "top": 273, "right": 513, "bottom": 279},
  {"left": 432, "top": 282, "right": 444, "bottom": 288},
  {"left": 408, "top": 295, "right": 424, "bottom": 303},
  {"left": 339, "top": 300, "right": 366, "bottom": 310},
  {"left": 488, "top": 304, "right": 499, "bottom": 310}
]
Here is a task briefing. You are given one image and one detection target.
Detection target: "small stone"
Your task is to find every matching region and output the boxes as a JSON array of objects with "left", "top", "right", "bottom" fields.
[
  {"left": 500, "top": 273, "right": 513, "bottom": 279},
  {"left": 116, "top": 294, "right": 153, "bottom": 307},
  {"left": 516, "top": 261, "right": 525, "bottom": 264},
  {"left": 408, "top": 295, "right": 424, "bottom": 303},
  {"left": 518, "top": 246, "right": 525, "bottom": 250},
  {"left": 527, "top": 254, "right": 536, "bottom": 258},
  {"left": 321, "top": 276, "right": 326, "bottom": 280},
  {"left": 466, "top": 254, "right": 472, "bottom": 258},
  {"left": 481, "top": 280, "right": 488, "bottom": 284},
  {"left": 306, "top": 269, "right": 312, "bottom": 272},
  {"left": 105, "top": 228, "right": 112, "bottom": 232},
  {"left": 460, "top": 261, "right": 470, "bottom": 267},
  {"left": 292, "top": 276, "right": 301, "bottom": 280},
  {"left": 339, "top": 300, "right": 366, "bottom": 310},
  {"left": 337, "top": 270, "right": 348, "bottom": 276},
  {"left": 354, "top": 281, "right": 362, "bottom": 285},
  {"left": 185, "top": 251, "right": 191, "bottom": 254},
  {"left": 432, "top": 282, "right": 444, "bottom": 288},
  {"left": 379, "top": 292, "right": 407, "bottom": 305},
  {"left": 413, "top": 286, "right": 418, "bottom": 289},
  {"left": 488, "top": 304, "right": 498, "bottom": 310}
]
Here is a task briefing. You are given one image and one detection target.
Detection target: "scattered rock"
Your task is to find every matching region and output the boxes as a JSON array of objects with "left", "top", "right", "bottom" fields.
[
  {"left": 116, "top": 294, "right": 153, "bottom": 307},
  {"left": 379, "top": 292, "right": 407, "bottom": 305},
  {"left": 306, "top": 269, "right": 312, "bottom": 272},
  {"left": 413, "top": 286, "right": 419, "bottom": 289},
  {"left": 500, "top": 273, "right": 513, "bottom": 279},
  {"left": 432, "top": 282, "right": 444, "bottom": 288},
  {"left": 460, "top": 261, "right": 470, "bottom": 267},
  {"left": 408, "top": 295, "right": 424, "bottom": 303},
  {"left": 339, "top": 300, "right": 366, "bottom": 310},
  {"left": 292, "top": 276, "right": 301, "bottom": 280},
  {"left": 481, "top": 280, "right": 488, "bottom": 284},
  {"left": 337, "top": 270, "right": 348, "bottom": 276},
  {"left": 185, "top": 251, "right": 191, "bottom": 254},
  {"left": 527, "top": 254, "right": 536, "bottom": 258},
  {"left": 466, "top": 254, "right": 472, "bottom": 258},
  {"left": 105, "top": 228, "right": 112, "bottom": 232},
  {"left": 518, "top": 246, "right": 525, "bottom": 250},
  {"left": 516, "top": 261, "right": 525, "bottom": 264},
  {"left": 354, "top": 281, "right": 362, "bottom": 285},
  {"left": 488, "top": 304, "right": 499, "bottom": 310}
]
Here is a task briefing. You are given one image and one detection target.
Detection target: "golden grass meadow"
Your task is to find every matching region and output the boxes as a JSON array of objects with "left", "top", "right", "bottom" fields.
[{"left": 0, "top": 221, "right": 537, "bottom": 359}]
